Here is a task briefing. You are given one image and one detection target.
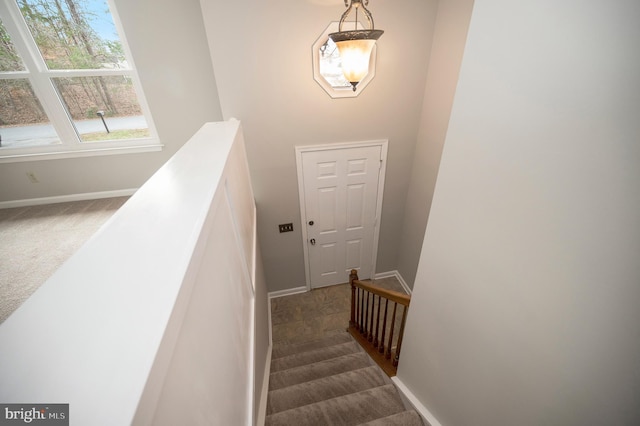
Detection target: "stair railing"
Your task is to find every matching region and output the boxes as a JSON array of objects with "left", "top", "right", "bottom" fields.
[{"left": 348, "top": 269, "right": 410, "bottom": 376}]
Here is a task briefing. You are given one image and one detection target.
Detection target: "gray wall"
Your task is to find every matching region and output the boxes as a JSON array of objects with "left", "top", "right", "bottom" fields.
[
  {"left": 397, "top": 0, "right": 475, "bottom": 288},
  {"left": 200, "top": 0, "right": 438, "bottom": 291},
  {"left": 0, "top": 0, "right": 222, "bottom": 202},
  {"left": 399, "top": 0, "right": 640, "bottom": 424}
]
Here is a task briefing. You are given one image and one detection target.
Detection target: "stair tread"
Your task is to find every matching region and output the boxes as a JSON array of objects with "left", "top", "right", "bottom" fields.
[
  {"left": 267, "top": 366, "right": 386, "bottom": 415},
  {"left": 357, "top": 410, "right": 424, "bottom": 425},
  {"left": 265, "top": 383, "right": 406, "bottom": 426},
  {"left": 271, "top": 341, "right": 359, "bottom": 373},
  {"left": 272, "top": 332, "right": 353, "bottom": 359},
  {"left": 269, "top": 352, "right": 371, "bottom": 391}
]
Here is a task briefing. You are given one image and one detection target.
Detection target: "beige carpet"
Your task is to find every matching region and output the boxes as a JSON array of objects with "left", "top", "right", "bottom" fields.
[
  {"left": 266, "top": 332, "right": 423, "bottom": 425},
  {"left": 0, "top": 197, "right": 128, "bottom": 323},
  {"left": 271, "top": 277, "right": 408, "bottom": 347},
  {"left": 267, "top": 281, "right": 421, "bottom": 425}
]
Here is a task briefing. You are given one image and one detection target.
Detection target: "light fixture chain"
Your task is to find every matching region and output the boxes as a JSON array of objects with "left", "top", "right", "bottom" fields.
[
  {"left": 338, "top": 0, "right": 375, "bottom": 32},
  {"left": 338, "top": 2, "right": 353, "bottom": 32},
  {"left": 360, "top": 2, "right": 375, "bottom": 29}
]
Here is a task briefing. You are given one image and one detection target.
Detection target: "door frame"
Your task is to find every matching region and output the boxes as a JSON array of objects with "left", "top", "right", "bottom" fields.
[{"left": 295, "top": 140, "right": 388, "bottom": 291}]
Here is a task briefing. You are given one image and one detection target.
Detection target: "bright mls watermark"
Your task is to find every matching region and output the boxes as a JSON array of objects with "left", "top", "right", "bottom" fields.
[{"left": 0, "top": 404, "right": 68, "bottom": 425}]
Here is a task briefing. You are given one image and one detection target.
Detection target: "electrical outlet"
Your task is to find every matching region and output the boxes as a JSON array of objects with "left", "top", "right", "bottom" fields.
[
  {"left": 26, "top": 172, "right": 39, "bottom": 184},
  {"left": 278, "top": 223, "right": 294, "bottom": 233}
]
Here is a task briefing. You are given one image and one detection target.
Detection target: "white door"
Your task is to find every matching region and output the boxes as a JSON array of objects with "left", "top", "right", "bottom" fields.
[{"left": 298, "top": 144, "right": 385, "bottom": 289}]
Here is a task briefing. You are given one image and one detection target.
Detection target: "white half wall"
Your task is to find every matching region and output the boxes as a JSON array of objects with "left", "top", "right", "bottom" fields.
[
  {"left": 0, "top": 121, "right": 269, "bottom": 426},
  {"left": 146, "top": 172, "right": 254, "bottom": 426},
  {"left": 398, "top": 1, "right": 640, "bottom": 425}
]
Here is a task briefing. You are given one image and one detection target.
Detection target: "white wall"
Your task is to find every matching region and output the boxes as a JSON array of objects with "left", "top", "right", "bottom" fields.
[
  {"left": 145, "top": 132, "right": 256, "bottom": 425},
  {"left": 398, "top": 0, "right": 640, "bottom": 425},
  {"left": 0, "top": 0, "right": 222, "bottom": 202},
  {"left": 397, "top": 0, "right": 475, "bottom": 288},
  {"left": 200, "top": 0, "right": 438, "bottom": 291}
]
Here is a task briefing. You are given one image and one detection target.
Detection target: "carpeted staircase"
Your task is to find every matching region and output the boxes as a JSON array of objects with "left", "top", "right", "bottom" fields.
[{"left": 266, "top": 332, "right": 423, "bottom": 425}]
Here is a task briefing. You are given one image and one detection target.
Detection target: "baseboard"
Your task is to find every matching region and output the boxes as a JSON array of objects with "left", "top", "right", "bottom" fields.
[
  {"left": 374, "top": 270, "right": 412, "bottom": 295},
  {"left": 391, "top": 376, "right": 442, "bottom": 426},
  {"left": 0, "top": 189, "right": 138, "bottom": 209},
  {"left": 267, "top": 295, "right": 273, "bottom": 347},
  {"left": 267, "top": 286, "right": 307, "bottom": 300},
  {"left": 256, "top": 345, "right": 272, "bottom": 426}
]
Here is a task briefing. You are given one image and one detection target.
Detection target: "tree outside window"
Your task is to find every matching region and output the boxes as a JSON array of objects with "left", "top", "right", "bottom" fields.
[{"left": 0, "top": 0, "right": 157, "bottom": 159}]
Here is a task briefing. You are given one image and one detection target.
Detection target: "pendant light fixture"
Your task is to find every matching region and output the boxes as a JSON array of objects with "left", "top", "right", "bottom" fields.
[{"left": 328, "top": 0, "right": 384, "bottom": 92}]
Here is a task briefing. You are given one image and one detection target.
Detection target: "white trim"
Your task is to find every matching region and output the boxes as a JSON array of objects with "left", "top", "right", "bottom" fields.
[
  {"left": 0, "top": 71, "right": 29, "bottom": 79},
  {"left": 268, "top": 286, "right": 308, "bottom": 300},
  {"left": 0, "top": 188, "right": 137, "bottom": 209},
  {"left": 251, "top": 206, "right": 257, "bottom": 290},
  {"left": 391, "top": 376, "right": 443, "bottom": 426},
  {"left": 106, "top": 0, "right": 159, "bottom": 145},
  {"left": 372, "top": 141, "right": 388, "bottom": 281},
  {"left": 268, "top": 295, "right": 273, "bottom": 347},
  {"left": 256, "top": 345, "right": 272, "bottom": 426},
  {"left": 221, "top": 182, "right": 257, "bottom": 426},
  {"left": 375, "top": 270, "right": 412, "bottom": 295},
  {"left": 295, "top": 140, "right": 388, "bottom": 292},
  {"left": 37, "top": 68, "right": 136, "bottom": 78},
  {"left": 295, "top": 139, "right": 389, "bottom": 153},
  {"left": 0, "top": 142, "right": 163, "bottom": 164},
  {"left": 248, "top": 297, "right": 256, "bottom": 426}
]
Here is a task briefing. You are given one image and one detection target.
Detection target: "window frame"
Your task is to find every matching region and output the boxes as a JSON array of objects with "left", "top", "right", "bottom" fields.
[{"left": 0, "top": 0, "right": 160, "bottom": 163}]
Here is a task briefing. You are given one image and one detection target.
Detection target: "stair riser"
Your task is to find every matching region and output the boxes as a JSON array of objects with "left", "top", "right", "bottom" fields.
[
  {"left": 265, "top": 384, "right": 406, "bottom": 426},
  {"left": 269, "top": 352, "right": 370, "bottom": 391},
  {"left": 267, "top": 366, "right": 386, "bottom": 415},
  {"left": 272, "top": 332, "right": 353, "bottom": 359},
  {"left": 271, "top": 341, "right": 359, "bottom": 372}
]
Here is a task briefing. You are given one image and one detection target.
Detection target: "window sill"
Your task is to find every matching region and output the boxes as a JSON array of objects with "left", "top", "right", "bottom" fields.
[{"left": 0, "top": 139, "right": 163, "bottom": 163}]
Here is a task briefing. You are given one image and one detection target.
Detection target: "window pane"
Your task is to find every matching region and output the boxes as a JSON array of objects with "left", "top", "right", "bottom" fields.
[
  {"left": 319, "top": 38, "right": 351, "bottom": 89},
  {"left": 0, "top": 79, "right": 60, "bottom": 148},
  {"left": 18, "top": 0, "right": 127, "bottom": 70},
  {"left": 52, "top": 75, "right": 149, "bottom": 142},
  {"left": 0, "top": 18, "right": 26, "bottom": 71}
]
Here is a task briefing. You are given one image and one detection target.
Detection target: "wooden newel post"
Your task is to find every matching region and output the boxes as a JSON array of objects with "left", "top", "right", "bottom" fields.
[{"left": 349, "top": 269, "right": 358, "bottom": 329}]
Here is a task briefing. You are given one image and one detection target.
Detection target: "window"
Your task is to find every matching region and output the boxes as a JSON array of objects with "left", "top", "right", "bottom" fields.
[
  {"left": 318, "top": 37, "right": 352, "bottom": 90},
  {"left": 0, "top": 0, "right": 159, "bottom": 162}
]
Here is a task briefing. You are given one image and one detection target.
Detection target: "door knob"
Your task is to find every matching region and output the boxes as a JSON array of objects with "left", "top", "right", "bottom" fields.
[
  {"left": 308, "top": 220, "right": 314, "bottom": 226},
  {"left": 310, "top": 238, "right": 316, "bottom": 245}
]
